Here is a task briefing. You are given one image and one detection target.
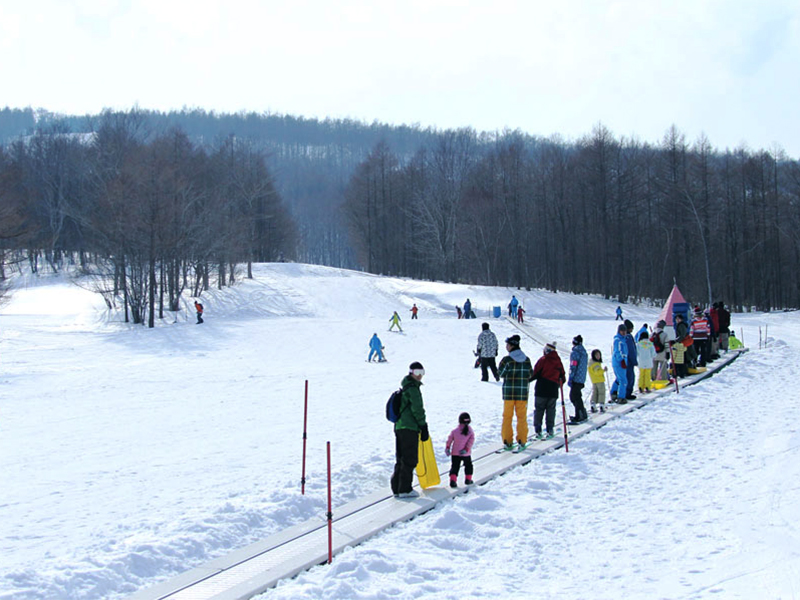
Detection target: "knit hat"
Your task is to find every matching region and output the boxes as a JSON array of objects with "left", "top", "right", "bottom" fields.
[
  {"left": 505, "top": 334, "right": 521, "bottom": 347},
  {"left": 572, "top": 335, "right": 583, "bottom": 345},
  {"left": 409, "top": 361, "right": 424, "bottom": 371},
  {"left": 545, "top": 341, "right": 557, "bottom": 352}
]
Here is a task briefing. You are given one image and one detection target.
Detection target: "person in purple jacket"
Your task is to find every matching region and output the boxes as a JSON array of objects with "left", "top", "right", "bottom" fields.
[{"left": 445, "top": 412, "right": 475, "bottom": 488}]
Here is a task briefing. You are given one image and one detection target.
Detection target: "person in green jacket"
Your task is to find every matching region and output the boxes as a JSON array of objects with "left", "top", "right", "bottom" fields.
[
  {"left": 390, "top": 361, "right": 429, "bottom": 499},
  {"left": 498, "top": 334, "right": 533, "bottom": 450}
]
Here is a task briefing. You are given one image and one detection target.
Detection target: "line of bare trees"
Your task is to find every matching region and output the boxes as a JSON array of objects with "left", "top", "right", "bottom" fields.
[
  {"left": 344, "top": 125, "right": 800, "bottom": 311},
  {"left": 0, "top": 110, "right": 297, "bottom": 325}
]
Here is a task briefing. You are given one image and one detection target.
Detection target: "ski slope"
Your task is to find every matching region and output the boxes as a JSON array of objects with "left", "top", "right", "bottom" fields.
[{"left": 1, "top": 264, "right": 798, "bottom": 600}]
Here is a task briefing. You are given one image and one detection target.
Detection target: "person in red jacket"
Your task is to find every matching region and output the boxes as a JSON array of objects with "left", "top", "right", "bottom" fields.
[{"left": 531, "top": 341, "right": 566, "bottom": 440}]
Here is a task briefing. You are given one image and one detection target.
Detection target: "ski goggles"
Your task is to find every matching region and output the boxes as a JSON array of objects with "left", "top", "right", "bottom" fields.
[{"left": 411, "top": 368, "right": 425, "bottom": 377}]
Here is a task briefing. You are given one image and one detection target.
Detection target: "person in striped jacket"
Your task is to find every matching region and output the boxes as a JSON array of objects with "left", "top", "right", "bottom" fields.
[{"left": 690, "top": 308, "right": 711, "bottom": 367}]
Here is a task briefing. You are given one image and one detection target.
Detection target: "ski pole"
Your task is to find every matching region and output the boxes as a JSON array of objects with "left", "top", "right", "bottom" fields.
[
  {"left": 559, "top": 383, "right": 569, "bottom": 453},
  {"left": 301, "top": 380, "right": 309, "bottom": 495}
]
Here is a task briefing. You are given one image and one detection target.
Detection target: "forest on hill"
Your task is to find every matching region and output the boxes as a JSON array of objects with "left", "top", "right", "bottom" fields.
[{"left": 1, "top": 106, "right": 799, "bottom": 317}]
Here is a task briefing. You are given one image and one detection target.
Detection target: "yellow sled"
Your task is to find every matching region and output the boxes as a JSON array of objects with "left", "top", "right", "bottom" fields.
[
  {"left": 688, "top": 366, "right": 707, "bottom": 374},
  {"left": 416, "top": 437, "right": 441, "bottom": 489},
  {"left": 652, "top": 380, "right": 671, "bottom": 390}
]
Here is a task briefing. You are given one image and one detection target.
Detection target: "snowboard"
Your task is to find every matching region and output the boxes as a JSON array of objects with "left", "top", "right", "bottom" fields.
[{"left": 416, "top": 437, "right": 441, "bottom": 489}]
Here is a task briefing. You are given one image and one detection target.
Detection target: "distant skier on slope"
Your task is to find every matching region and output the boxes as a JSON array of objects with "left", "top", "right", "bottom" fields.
[
  {"left": 389, "top": 311, "right": 403, "bottom": 332},
  {"left": 194, "top": 300, "right": 204, "bottom": 324},
  {"left": 368, "top": 333, "right": 386, "bottom": 362}
]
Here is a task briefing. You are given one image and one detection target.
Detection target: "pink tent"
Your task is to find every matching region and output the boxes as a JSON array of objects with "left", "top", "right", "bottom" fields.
[{"left": 658, "top": 285, "right": 687, "bottom": 326}]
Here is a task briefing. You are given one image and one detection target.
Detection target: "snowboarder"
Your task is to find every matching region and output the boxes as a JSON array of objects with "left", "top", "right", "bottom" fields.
[
  {"left": 588, "top": 349, "right": 608, "bottom": 413},
  {"left": 445, "top": 412, "right": 475, "bottom": 488},
  {"left": 531, "top": 341, "right": 566, "bottom": 440},
  {"left": 498, "top": 335, "right": 533, "bottom": 450},
  {"left": 194, "top": 300, "right": 204, "bottom": 324},
  {"left": 389, "top": 311, "right": 403, "bottom": 332},
  {"left": 610, "top": 323, "right": 629, "bottom": 403},
  {"left": 636, "top": 330, "right": 656, "bottom": 393},
  {"left": 615, "top": 306, "right": 623, "bottom": 321},
  {"left": 390, "top": 362, "right": 429, "bottom": 499},
  {"left": 368, "top": 333, "right": 386, "bottom": 362},
  {"left": 410, "top": 304, "right": 419, "bottom": 319},
  {"left": 476, "top": 322, "right": 500, "bottom": 382},
  {"left": 568, "top": 335, "right": 589, "bottom": 423}
]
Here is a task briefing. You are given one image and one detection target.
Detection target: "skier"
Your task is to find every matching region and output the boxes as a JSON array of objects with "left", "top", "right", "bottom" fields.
[
  {"left": 476, "top": 322, "right": 500, "bottom": 382},
  {"left": 610, "top": 323, "right": 629, "bottom": 403},
  {"left": 445, "top": 412, "right": 475, "bottom": 488},
  {"left": 410, "top": 304, "right": 419, "bottom": 320},
  {"left": 509, "top": 295, "right": 519, "bottom": 318},
  {"left": 368, "top": 333, "right": 386, "bottom": 362},
  {"left": 498, "top": 334, "right": 533, "bottom": 450},
  {"left": 194, "top": 300, "right": 204, "bottom": 324},
  {"left": 390, "top": 362, "right": 429, "bottom": 499},
  {"left": 615, "top": 306, "right": 623, "bottom": 321},
  {"left": 517, "top": 305, "right": 525, "bottom": 323},
  {"left": 568, "top": 335, "right": 589, "bottom": 423},
  {"left": 588, "top": 349, "right": 608, "bottom": 413},
  {"left": 531, "top": 341, "right": 566, "bottom": 440},
  {"left": 389, "top": 311, "right": 403, "bottom": 332},
  {"left": 636, "top": 330, "right": 656, "bottom": 393}
]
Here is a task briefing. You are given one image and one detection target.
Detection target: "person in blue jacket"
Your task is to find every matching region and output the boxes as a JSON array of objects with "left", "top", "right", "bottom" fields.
[
  {"left": 368, "top": 333, "right": 386, "bottom": 362},
  {"left": 615, "top": 306, "right": 623, "bottom": 321},
  {"left": 568, "top": 335, "right": 589, "bottom": 423},
  {"left": 464, "top": 299, "right": 473, "bottom": 319},
  {"left": 509, "top": 295, "right": 519, "bottom": 318},
  {"left": 624, "top": 320, "right": 638, "bottom": 400},
  {"left": 610, "top": 323, "right": 629, "bottom": 404}
]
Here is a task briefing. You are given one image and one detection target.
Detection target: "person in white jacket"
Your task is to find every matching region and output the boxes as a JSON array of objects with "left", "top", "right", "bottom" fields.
[{"left": 636, "top": 331, "right": 657, "bottom": 393}]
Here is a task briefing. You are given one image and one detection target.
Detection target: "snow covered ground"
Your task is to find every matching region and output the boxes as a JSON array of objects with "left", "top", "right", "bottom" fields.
[{"left": 1, "top": 263, "right": 798, "bottom": 600}]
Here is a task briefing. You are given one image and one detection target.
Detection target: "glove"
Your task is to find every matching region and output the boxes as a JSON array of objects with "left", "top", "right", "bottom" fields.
[
  {"left": 420, "top": 425, "right": 429, "bottom": 442},
  {"left": 459, "top": 449, "right": 467, "bottom": 455},
  {"left": 621, "top": 359, "right": 627, "bottom": 369},
  {"left": 445, "top": 448, "right": 451, "bottom": 456}
]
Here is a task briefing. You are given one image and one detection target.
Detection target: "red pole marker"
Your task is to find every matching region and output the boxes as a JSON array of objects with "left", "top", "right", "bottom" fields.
[
  {"left": 327, "top": 441, "right": 333, "bottom": 564},
  {"left": 559, "top": 383, "right": 569, "bottom": 453},
  {"left": 301, "top": 380, "right": 309, "bottom": 494}
]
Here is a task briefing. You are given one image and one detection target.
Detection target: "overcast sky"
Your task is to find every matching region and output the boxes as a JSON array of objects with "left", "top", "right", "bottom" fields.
[{"left": 2, "top": 0, "right": 799, "bottom": 156}]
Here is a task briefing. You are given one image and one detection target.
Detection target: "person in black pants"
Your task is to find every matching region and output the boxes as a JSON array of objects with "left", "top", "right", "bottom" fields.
[{"left": 390, "top": 362, "right": 429, "bottom": 499}]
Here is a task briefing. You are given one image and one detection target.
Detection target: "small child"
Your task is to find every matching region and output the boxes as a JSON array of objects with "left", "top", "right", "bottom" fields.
[
  {"left": 445, "top": 412, "right": 475, "bottom": 488},
  {"left": 636, "top": 331, "right": 656, "bottom": 392},
  {"left": 588, "top": 349, "right": 607, "bottom": 413}
]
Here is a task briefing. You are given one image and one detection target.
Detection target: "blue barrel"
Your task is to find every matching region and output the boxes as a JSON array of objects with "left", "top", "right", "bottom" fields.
[{"left": 493, "top": 306, "right": 501, "bottom": 318}]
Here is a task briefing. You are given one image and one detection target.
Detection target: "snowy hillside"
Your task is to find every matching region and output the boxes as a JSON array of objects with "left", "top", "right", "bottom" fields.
[{"left": 1, "top": 264, "right": 797, "bottom": 600}]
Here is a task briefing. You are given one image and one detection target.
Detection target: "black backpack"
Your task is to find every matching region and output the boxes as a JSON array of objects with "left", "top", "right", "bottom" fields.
[{"left": 385, "top": 385, "right": 410, "bottom": 423}]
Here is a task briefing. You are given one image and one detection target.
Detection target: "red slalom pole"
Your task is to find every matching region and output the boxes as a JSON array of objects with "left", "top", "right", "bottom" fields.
[
  {"left": 559, "top": 383, "right": 569, "bottom": 453},
  {"left": 326, "top": 441, "right": 333, "bottom": 564},
  {"left": 301, "top": 380, "right": 309, "bottom": 494}
]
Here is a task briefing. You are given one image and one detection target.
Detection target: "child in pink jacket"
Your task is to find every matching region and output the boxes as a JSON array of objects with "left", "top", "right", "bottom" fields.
[{"left": 445, "top": 412, "right": 475, "bottom": 488}]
